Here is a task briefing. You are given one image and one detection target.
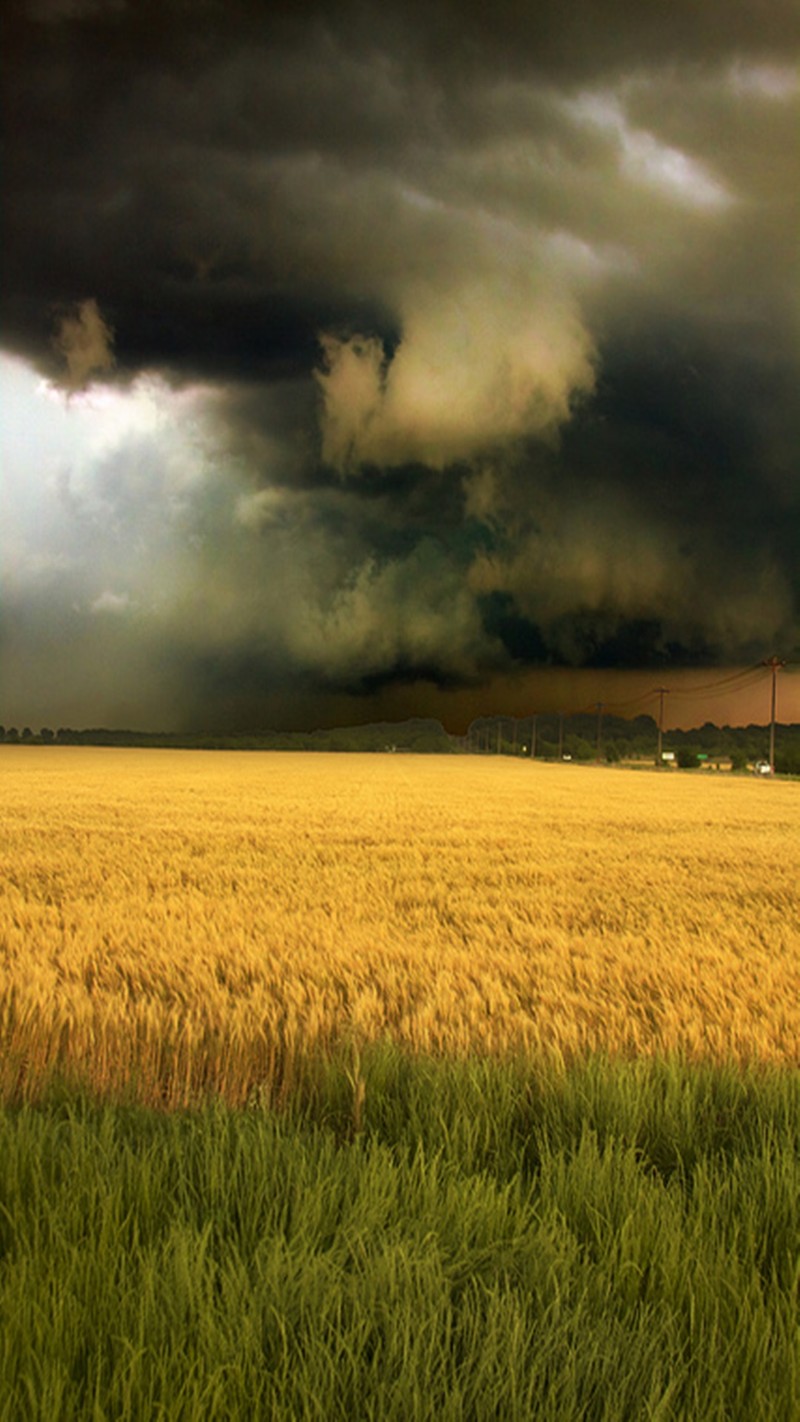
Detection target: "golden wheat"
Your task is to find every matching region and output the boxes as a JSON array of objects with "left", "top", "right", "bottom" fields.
[{"left": 0, "top": 746, "right": 797, "bottom": 1104}]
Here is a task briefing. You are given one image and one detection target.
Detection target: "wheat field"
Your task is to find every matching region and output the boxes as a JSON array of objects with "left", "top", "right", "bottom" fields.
[{"left": 1, "top": 746, "right": 797, "bottom": 1105}]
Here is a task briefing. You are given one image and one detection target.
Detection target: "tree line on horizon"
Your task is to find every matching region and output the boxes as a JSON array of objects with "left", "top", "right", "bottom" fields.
[{"left": 1, "top": 714, "right": 799, "bottom": 772}]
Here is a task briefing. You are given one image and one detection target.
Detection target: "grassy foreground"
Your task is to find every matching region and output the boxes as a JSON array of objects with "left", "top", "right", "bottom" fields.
[{"left": 1, "top": 1049, "right": 798, "bottom": 1421}]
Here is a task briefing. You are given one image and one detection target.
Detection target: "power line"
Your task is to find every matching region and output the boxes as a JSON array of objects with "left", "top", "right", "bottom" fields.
[
  {"left": 666, "top": 664, "right": 766, "bottom": 697},
  {"left": 464, "top": 659, "right": 790, "bottom": 765},
  {"left": 668, "top": 670, "right": 768, "bottom": 706}
]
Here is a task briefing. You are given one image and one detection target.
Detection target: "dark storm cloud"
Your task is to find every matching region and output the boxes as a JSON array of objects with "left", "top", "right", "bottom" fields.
[
  {"left": 2, "top": 0, "right": 798, "bottom": 728},
  {"left": 5, "top": 0, "right": 796, "bottom": 380}
]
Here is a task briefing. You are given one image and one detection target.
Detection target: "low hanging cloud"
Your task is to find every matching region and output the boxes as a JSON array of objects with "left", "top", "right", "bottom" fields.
[
  {"left": 284, "top": 540, "right": 489, "bottom": 688},
  {"left": 466, "top": 468, "right": 797, "bottom": 666},
  {"left": 315, "top": 278, "right": 596, "bottom": 472},
  {"left": 51, "top": 299, "right": 115, "bottom": 392}
]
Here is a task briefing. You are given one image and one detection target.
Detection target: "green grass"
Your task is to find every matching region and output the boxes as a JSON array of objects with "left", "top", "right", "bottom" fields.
[{"left": 1, "top": 1049, "right": 798, "bottom": 1420}]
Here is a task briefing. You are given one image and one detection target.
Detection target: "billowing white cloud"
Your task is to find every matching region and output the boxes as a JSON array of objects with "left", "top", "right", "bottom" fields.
[
  {"left": 89, "top": 589, "right": 133, "bottom": 615},
  {"left": 51, "top": 298, "right": 115, "bottom": 392},
  {"left": 728, "top": 62, "right": 799, "bottom": 101},
  {"left": 566, "top": 91, "right": 732, "bottom": 208},
  {"left": 316, "top": 280, "right": 595, "bottom": 472},
  {"left": 234, "top": 485, "right": 308, "bottom": 530}
]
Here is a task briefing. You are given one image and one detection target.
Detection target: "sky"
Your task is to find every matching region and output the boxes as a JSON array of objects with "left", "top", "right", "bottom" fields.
[{"left": 2, "top": 0, "right": 799, "bottom": 734}]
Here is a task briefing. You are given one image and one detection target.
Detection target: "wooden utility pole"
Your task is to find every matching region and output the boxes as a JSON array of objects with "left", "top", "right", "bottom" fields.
[
  {"left": 762, "top": 657, "right": 786, "bottom": 774},
  {"left": 656, "top": 687, "right": 668, "bottom": 767}
]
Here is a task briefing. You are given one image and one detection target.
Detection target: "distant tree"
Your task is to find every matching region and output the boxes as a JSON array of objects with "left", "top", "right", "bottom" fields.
[
  {"left": 39, "top": 728, "right": 55, "bottom": 742},
  {"left": 729, "top": 749, "right": 748, "bottom": 772},
  {"left": 0, "top": 727, "right": 4, "bottom": 741},
  {"left": 564, "top": 735, "right": 594, "bottom": 762},
  {"left": 676, "top": 746, "right": 700, "bottom": 769},
  {"left": 775, "top": 748, "right": 800, "bottom": 776},
  {"left": 21, "top": 727, "right": 33, "bottom": 740},
  {"left": 6, "top": 727, "right": 19, "bottom": 742}
]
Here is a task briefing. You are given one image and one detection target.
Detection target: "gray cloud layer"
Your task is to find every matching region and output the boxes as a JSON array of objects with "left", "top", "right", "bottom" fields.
[{"left": 2, "top": 0, "right": 798, "bottom": 728}]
